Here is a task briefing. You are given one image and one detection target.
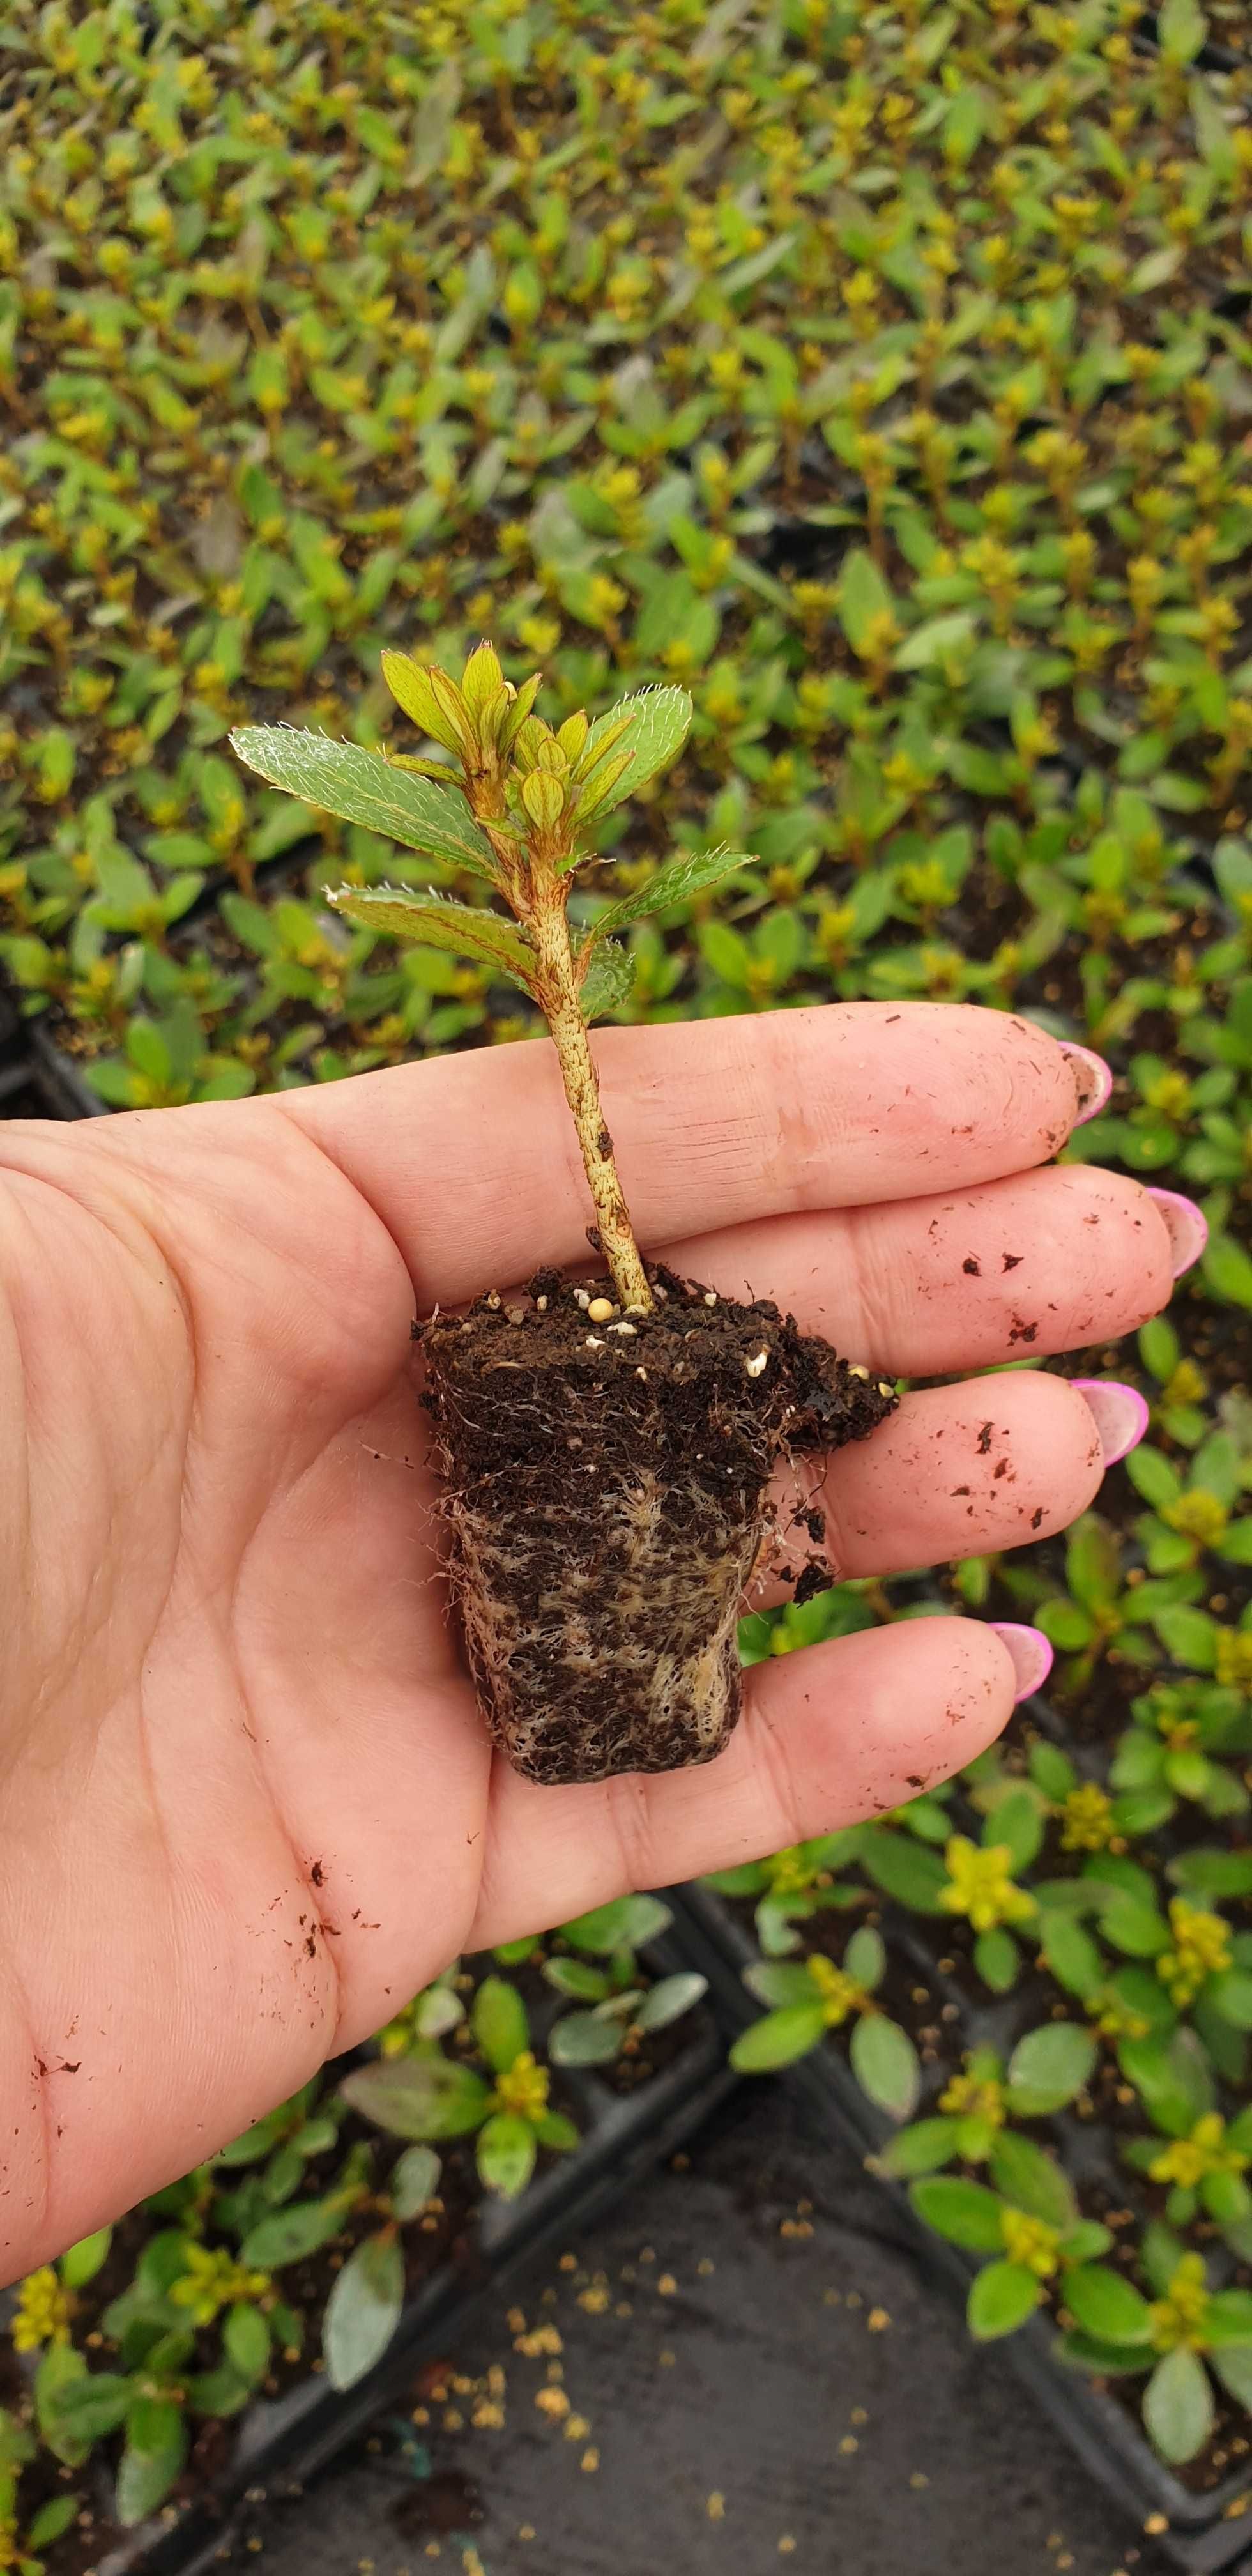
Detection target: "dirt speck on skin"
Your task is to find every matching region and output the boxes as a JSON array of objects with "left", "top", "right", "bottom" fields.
[
  {"left": 1008, "top": 1317, "right": 1038, "bottom": 1344},
  {"left": 1002, "top": 1253, "right": 1023, "bottom": 1271},
  {"left": 977, "top": 1423, "right": 993, "bottom": 1454},
  {"left": 963, "top": 1257, "right": 981, "bottom": 1276}
]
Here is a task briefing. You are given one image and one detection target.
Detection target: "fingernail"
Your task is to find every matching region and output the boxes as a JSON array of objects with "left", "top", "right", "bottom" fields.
[
  {"left": 1145, "top": 1186, "right": 1209, "bottom": 1279},
  {"left": 1071, "top": 1378, "right": 1150, "bottom": 1466},
  {"left": 986, "top": 1623, "right": 1054, "bottom": 1704},
  {"left": 1059, "top": 1043, "right": 1113, "bottom": 1126}
]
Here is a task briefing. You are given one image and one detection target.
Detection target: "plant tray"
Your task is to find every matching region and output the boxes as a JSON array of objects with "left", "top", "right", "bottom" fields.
[
  {"left": 669, "top": 1881, "right": 1252, "bottom": 2575},
  {"left": 73, "top": 1965, "right": 735, "bottom": 2576}
]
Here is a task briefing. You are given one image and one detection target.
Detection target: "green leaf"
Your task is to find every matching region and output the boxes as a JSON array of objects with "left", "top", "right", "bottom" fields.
[
  {"left": 988, "top": 2135, "right": 1076, "bottom": 2232},
  {"left": 849, "top": 2015, "right": 921, "bottom": 2121},
  {"left": 1062, "top": 2266, "right": 1154, "bottom": 2348},
  {"left": 583, "top": 846, "right": 756, "bottom": 938},
  {"left": 240, "top": 2194, "right": 352, "bottom": 2269},
  {"left": 729, "top": 2003, "right": 827, "bottom": 2071},
  {"left": 323, "top": 2233, "right": 406, "bottom": 2391},
  {"left": 47, "top": 2373, "right": 133, "bottom": 2443},
  {"left": 115, "top": 2400, "right": 187, "bottom": 2528},
  {"left": 1005, "top": 2024, "right": 1097, "bottom": 2117},
  {"left": 578, "top": 689, "right": 691, "bottom": 815},
  {"left": 562, "top": 1896, "right": 671, "bottom": 1953},
  {"left": 579, "top": 938, "right": 637, "bottom": 1020},
  {"left": 894, "top": 612, "right": 977, "bottom": 671},
  {"left": 859, "top": 1830, "right": 949, "bottom": 1913},
  {"left": 26, "top": 2497, "right": 80, "bottom": 2551},
  {"left": 843, "top": 1928, "right": 886, "bottom": 1991},
  {"left": 874, "top": 2119, "right": 958, "bottom": 2178},
  {"left": 909, "top": 2177, "right": 1005, "bottom": 2252},
  {"left": 340, "top": 2057, "right": 492, "bottom": 2142},
  {"left": 1213, "top": 2345, "right": 1252, "bottom": 2411},
  {"left": 1126, "top": 1446, "right": 1183, "bottom": 1513},
  {"left": 471, "top": 1976, "right": 530, "bottom": 2076},
  {"left": 1203, "top": 1234, "right": 1252, "bottom": 1310},
  {"left": 230, "top": 731, "right": 500, "bottom": 879},
  {"left": 1158, "top": 0, "right": 1207, "bottom": 63},
  {"left": 548, "top": 2011, "right": 625, "bottom": 2066},
  {"left": 1037, "top": 1914, "right": 1103, "bottom": 2000},
  {"left": 389, "top": 2145, "right": 443, "bottom": 2221},
  {"left": 987, "top": 1790, "right": 1043, "bottom": 1873},
  {"left": 967, "top": 2261, "right": 1041, "bottom": 2341},
  {"left": 535, "top": 2110, "right": 579, "bottom": 2152},
  {"left": 222, "top": 2302, "right": 270, "bottom": 2384},
  {"left": 477, "top": 2112, "right": 537, "bottom": 2199},
  {"left": 326, "top": 887, "right": 535, "bottom": 991},
  {"left": 1142, "top": 2345, "right": 1214, "bottom": 2465},
  {"left": 744, "top": 1960, "right": 818, "bottom": 2008},
  {"left": 837, "top": 549, "right": 897, "bottom": 656},
  {"left": 544, "top": 1958, "right": 611, "bottom": 2002},
  {"left": 973, "top": 1929, "right": 1020, "bottom": 1993},
  {"left": 1203, "top": 2288, "right": 1252, "bottom": 2347},
  {"left": 634, "top": 1972, "right": 707, "bottom": 2033},
  {"left": 60, "top": 2227, "right": 112, "bottom": 2289}
]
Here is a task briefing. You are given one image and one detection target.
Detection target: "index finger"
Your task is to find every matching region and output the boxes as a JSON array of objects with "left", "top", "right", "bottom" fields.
[{"left": 279, "top": 1001, "right": 1096, "bottom": 1306}]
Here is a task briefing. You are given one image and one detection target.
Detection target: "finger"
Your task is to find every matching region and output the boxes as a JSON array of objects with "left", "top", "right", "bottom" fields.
[
  {"left": 468, "top": 1616, "right": 1015, "bottom": 1946},
  {"left": 803, "top": 1370, "right": 1107, "bottom": 1580},
  {"left": 275, "top": 1003, "right": 1094, "bottom": 1305},
  {"left": 656, "top": 1163, "right": 1174, "bottom": 1377}
]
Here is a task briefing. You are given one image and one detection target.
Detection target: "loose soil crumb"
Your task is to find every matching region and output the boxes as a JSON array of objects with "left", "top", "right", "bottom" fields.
[{"left": 418, "top": 1266, "right": 896, "bottom": 1785}]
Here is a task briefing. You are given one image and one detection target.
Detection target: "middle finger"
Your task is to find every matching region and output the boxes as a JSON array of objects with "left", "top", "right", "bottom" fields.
[{"left": 662, "top": 1163, "right": 1173, "bottom": 1377}]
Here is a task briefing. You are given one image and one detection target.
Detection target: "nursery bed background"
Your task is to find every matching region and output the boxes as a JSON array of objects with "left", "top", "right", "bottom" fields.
[{"left": 1, "top": 0, "right": 1251, "bottom": 2567}]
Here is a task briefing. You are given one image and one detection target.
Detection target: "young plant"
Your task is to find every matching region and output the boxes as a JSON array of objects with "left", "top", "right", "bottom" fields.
[
  {"left": 703, "top": 1828, "right": 871, "bottom": 1958},
  {"left": 541, "top": 1895, "right": 708, "bottom": 2069},
  {"left": 910, "top": 2161, "right": 1117, "bottom": 2347},
  {"left": 1057, "top": 2227, "right": 1252, "bottom": 2469},
  {"left": 729, "top": 1926, "right": 922, "bottom": 2122},
  {"left": 340, "top": 1974, "right": 579, "bottom": 2203},
  {"left": 233, "top": 650, "right": 897, "bottom": 1783},
  {"left": 875, "top": 2029, "right": 1098, "bottom": 2182},
  {"left": 0, "top": 2409, "right": 78, "bottom": 2575}
]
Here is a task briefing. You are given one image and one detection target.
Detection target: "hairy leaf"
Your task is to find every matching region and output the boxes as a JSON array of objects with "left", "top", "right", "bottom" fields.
[
  {"left": 579, "top": 938, "right": 637, "bottom": 1020},
  {"left": 231, "top": 730, "right": 500, "bottom": 880},
  {"left": 581, "top": 847, "right": 757, "bottom": 939},
  {"left": 327, "top": 887, "right": 536, "bottom": 992},
  {"left": 577, "top": 687, "right": 692, "bottom": 816}
]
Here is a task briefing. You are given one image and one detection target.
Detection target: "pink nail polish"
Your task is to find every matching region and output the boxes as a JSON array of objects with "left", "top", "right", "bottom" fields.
[
  {"left": 1145, "top": 1186, "right": 1209, "bottom": 1279},
  {"left": 1059, "top": 1043, "right": 1113, "bottom": 1126},
  {"left": 987, "top": 1623, "right": 1055, "bottom": 1704},
  {"left": 1071, "top": 1378, "right": 1150, "bottom": 1466}
]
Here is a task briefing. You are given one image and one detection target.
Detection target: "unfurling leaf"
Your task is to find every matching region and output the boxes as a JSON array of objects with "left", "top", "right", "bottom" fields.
[
  {"left": 326, "top": 887, "right": 537, "bottom": 993},
  {"left": 230, "top": 729, "right": 500, "bottom": 880},
  {"left": 577, "top": 687, "right": 692, "bottom": 816}
]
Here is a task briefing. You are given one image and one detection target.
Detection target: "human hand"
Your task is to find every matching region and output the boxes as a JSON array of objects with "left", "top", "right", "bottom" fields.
[{"left": 0, "top": 1000, "right": 1197, "bottom": 2270}]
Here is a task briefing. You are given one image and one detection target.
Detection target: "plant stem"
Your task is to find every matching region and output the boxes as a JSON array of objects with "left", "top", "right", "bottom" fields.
[{"left": 529, "top": 885, "right": 653, "bottom": 1312}]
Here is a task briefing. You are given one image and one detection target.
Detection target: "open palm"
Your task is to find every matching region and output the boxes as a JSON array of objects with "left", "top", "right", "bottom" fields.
[{"left": 0, "top": 1001, "right": 1177, "bottom": 2273}]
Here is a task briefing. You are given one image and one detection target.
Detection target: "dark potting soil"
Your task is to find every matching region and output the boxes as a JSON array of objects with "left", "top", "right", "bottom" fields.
[{"left": 419, "top": 1264, "right": 898, "bottom": 1787}]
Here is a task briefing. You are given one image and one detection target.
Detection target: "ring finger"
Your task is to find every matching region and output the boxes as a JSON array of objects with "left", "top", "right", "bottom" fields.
[{"left": 788, "top": 1367, "right": 1138, "bottom": 1582}]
